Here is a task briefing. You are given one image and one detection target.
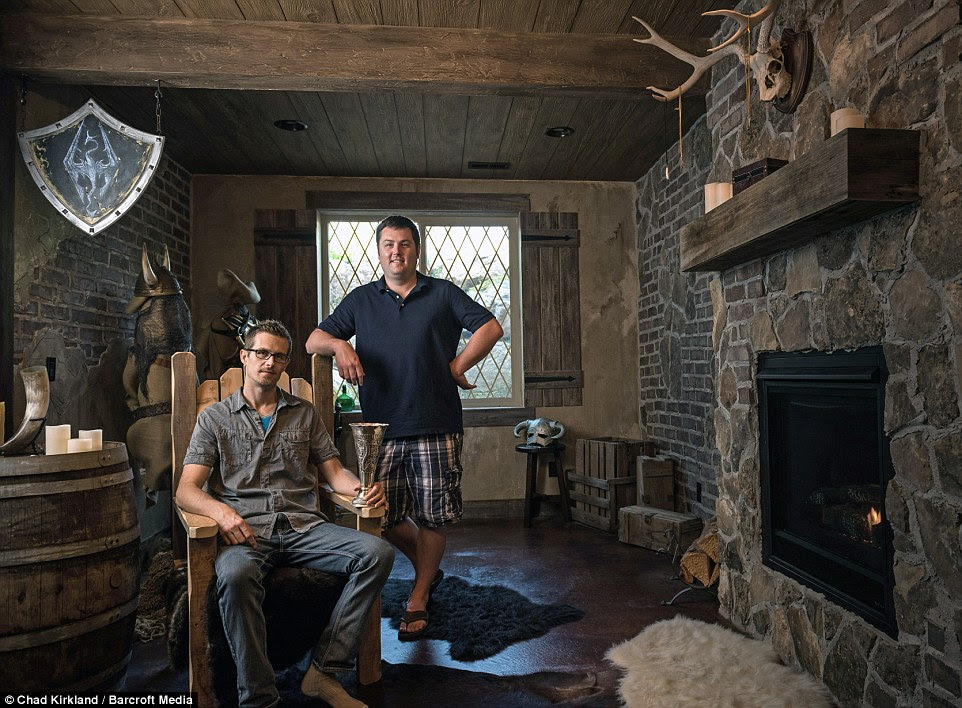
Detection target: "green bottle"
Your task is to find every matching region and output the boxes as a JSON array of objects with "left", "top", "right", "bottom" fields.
[{"left": 335, "top": 385, "right": 355, "bottom": 413}]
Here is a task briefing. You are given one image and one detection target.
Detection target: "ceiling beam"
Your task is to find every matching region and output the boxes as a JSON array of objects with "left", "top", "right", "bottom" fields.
[{"left": 0, "top": 13, "right": 710, "bottom": 98}]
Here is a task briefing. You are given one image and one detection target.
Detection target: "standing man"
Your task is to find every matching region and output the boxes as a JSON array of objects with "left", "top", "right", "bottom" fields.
[
  {"left": 177, "top": 319, "right": 394, "bottom": 708},
  {"left": 307, "top": 215, "right": 503, "bottom": 640}
]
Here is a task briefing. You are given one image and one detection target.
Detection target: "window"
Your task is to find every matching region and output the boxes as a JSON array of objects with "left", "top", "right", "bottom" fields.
[{"left": 318, "top": 213, "right": 522, "bottom": 408}]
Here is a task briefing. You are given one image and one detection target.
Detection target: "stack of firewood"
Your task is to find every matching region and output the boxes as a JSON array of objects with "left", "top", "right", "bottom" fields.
[{"left": 680, "top": 519, "right": 719, "bottom": 587}]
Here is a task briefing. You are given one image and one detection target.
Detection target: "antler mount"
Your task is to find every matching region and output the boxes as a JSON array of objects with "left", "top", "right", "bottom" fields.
[{"left": 632, "top": 0, "right": 811, "bottom": 113}]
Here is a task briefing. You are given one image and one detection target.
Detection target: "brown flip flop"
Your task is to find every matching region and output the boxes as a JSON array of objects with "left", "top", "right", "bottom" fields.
[{"left": 398, "top": 609, "right": 429, "bottom": 641}]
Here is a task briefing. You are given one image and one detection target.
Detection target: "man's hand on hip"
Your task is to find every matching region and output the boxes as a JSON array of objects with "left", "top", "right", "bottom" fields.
[{"left": 450, "top": 362, "right": 477, "bottom": 390}]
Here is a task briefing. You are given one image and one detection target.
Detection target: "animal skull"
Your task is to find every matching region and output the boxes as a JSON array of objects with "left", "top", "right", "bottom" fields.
[
  {"left": 751, "top": 39, "right": 791, "bottom": 101},
  {"left": 631, "top": 0, "right": 808, "bottom": 108}
]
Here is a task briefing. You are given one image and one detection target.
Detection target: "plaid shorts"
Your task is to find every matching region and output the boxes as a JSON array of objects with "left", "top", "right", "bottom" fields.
[{"left": 376, "top": 433, "right": 463, "bottom": 529}]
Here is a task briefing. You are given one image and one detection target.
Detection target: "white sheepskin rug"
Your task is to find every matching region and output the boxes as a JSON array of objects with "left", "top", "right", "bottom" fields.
[{"left": 606, "top": 617, "right": 833, "bottom": 707}]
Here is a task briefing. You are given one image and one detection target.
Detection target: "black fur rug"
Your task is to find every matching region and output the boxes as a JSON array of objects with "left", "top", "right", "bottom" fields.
[
  {"left": 381, "top": 575, "right": 585, "bottom": 661},
  {"left": 160, "top": 565, "right": 587, "bottom": 703}
]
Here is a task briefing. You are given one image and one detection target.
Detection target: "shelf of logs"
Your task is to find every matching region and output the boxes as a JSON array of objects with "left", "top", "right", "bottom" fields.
[{"left": 680, "top": 128, "right": 920, "bottom": 272}]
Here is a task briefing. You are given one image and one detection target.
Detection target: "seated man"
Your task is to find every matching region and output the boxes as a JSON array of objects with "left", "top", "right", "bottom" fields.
[{"left": 176, "top": 319, "right": 394, "bottom": 708}]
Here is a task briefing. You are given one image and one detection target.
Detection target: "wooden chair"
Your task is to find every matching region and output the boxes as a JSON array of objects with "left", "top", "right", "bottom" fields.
[{"left": 170, "top": 351, "right": 385, "bottom": 707}]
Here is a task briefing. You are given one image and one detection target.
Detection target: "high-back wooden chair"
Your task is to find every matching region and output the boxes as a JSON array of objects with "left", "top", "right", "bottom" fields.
[{"left": 170, "top": 351, "right": 385, "bottom": 707}]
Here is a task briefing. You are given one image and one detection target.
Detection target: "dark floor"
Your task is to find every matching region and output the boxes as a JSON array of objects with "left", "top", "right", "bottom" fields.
[{"left": 125, "top": 512, "right": 724, "bottom": 706}]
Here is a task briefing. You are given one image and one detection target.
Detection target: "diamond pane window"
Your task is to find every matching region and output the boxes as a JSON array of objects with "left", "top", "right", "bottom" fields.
[
  {"left": 320, "top": 214, "right": 522, "bottom": 408},
  {"left": 421, "top": 220, "right": 515, "bottom": 403},
  {"left": 326, "top": 221, "right": 379, "bottom": 311}
]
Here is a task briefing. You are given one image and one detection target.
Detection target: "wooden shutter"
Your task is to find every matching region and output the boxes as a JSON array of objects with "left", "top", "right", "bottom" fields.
[
  {"left": 521, "top": 211, "right": 583, "bottom": 407},
  {"left": 253, "top": 209, "right": 317, "bottom": 381}
]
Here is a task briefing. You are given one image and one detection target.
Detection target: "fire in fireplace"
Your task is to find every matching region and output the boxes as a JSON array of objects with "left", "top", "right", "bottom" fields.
[{"left": 758, "top": 346, "right": 897, "bottom": 637}]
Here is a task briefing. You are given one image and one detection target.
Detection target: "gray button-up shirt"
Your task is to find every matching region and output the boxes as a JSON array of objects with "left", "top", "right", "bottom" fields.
[{"left": 183, "top": 386, "right": 339, "bottom": 539}]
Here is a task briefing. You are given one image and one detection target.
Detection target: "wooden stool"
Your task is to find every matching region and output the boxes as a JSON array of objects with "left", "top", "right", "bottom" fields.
[{"left": 515, "top": 442, "right": 571, "bottom": 527}]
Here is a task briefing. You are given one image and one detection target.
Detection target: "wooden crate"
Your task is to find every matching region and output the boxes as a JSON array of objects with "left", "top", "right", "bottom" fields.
[
  {"left": 638, "top": 455, "right": 676, "bottom": 511},
  {"left": 618, "top": 504, "right": 703, "bottom": 551},
  {"left": 568, "top": 437, "right": 654, "bottom": 532}
]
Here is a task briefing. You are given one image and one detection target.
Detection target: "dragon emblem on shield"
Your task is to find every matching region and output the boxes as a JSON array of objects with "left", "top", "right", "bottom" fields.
[
  {"left": 18, "top": 100, "right": 164, "bottom": 234},
  {"left": 63, "top": 119, "right": 120, "bottom": 218}
]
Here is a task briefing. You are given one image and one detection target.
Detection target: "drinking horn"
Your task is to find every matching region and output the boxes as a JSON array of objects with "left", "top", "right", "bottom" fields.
[{"left": 0, "top": 366, "right": 50, "bottom": 455}]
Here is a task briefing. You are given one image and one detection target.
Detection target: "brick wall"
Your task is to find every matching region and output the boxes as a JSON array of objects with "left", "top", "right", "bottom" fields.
[
  {"left": 13, "top": 137, "right": 190, "bottom": 542},
  {"left": 635, "top": 114, "right": 720, "bottom": 518},
  {"left": 14, "top": 153, "right": 191, "bottom": 367}
]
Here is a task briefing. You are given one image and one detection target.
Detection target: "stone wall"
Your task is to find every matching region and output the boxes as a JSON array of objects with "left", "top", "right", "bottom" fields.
[
  {"left": 637, "top": 0, "right": 962, "bottom": 705},
  {"left": 635, "top": 116, "right": 721, "bottom": 517}
]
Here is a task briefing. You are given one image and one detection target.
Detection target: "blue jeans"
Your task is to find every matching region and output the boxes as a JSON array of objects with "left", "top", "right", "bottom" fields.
[{"left": 214, "top": 518, "right": 395, "bottom": 708}]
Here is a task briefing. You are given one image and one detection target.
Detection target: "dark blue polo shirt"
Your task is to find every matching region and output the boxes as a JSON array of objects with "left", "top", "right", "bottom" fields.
[{"left": 317, "top": 272, "right": 494, "bottom": 439}]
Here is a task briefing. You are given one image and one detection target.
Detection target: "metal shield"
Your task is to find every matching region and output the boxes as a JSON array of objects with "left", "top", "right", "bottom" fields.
[{"left": 18, "top": 100, "right": 164, "bottom": 235}]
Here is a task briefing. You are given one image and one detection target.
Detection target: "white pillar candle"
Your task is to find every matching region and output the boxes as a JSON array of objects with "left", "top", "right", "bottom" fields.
[
  {"left": 79, "top": 429, "right": 103, "bottom": 450},
  {"left": 705, "top": 182, "right": 733, "bottom": 212},
  {"left": 67, "top": 438, "right": 93, "bottom": 453},
  {"left": 830, "top": 107, "right": 865, "bottom": 136},
  {"left": 714, "top": 181, "right": 733, "bottom": 208},
  {"left": 45, "top": 424, "right": 71, "bottom": 455},
  {"left": 704, "top": 183, "right": 718, "bottom": 212}
]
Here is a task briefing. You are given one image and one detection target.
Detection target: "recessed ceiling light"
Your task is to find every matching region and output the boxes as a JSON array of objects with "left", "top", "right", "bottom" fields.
[
  {"left": 274, "top": 119, "right": 308, "bottom": 131},
  {"left": 545, "top": 126, "right": 574, "bottom": 138}
]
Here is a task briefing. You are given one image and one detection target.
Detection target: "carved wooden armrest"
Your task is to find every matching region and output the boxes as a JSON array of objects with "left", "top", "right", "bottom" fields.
[
  {"left": 320, "top": 486, "right": 387, "bottom": 520},
  {"left": 176, "top": 506, "right": 219, "bottom": 539}
]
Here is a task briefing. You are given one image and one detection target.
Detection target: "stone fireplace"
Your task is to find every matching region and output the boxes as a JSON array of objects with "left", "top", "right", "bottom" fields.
[
  {"left": 705, "top": 218, "right": 962, "bottom": 706},
  {"left": 635, "top": 0, "right": 962, "bottom": 704}
]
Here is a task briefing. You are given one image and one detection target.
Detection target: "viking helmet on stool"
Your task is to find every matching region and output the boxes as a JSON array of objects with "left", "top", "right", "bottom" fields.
[{"left": 513, "top": 418, "right": 566, "bottom": 447}]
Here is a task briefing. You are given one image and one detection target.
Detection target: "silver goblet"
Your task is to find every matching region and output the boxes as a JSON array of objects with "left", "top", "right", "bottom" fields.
[{"left": 350, "top": 422, "right": 388, "bottom": 508}]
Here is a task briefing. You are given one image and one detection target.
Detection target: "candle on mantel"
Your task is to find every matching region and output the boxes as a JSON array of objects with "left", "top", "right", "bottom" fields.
[
  {"left": 704, "top": 183, "right": 718, "bottom": 212},
  {"left": 45, "top": 424, "right": 71, "bottom": 455},
  {"left": 704, "top": 182, "right": 733, "bottom": 212},
  {"left": 67, "top": 437, "right": 93, "bottom": 453},
  {"left": 830, "top": 107, "right": 865, "bottom": 136},
  {"left": 715, "top": 182, "right": 733, "bottom": 207},
  {"left": 79, "top": 429, "right": 103, "bottom": 451}
]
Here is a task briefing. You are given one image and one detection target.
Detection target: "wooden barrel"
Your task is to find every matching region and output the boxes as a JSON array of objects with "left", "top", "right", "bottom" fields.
[{"left": 0, "top": 442, "right": 140, "bottom": 691}]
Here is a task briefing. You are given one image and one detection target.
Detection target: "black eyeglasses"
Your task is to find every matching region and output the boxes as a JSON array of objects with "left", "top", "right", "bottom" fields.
[{"left": 244, "top": 348, "right": 291, "bottom": 364}]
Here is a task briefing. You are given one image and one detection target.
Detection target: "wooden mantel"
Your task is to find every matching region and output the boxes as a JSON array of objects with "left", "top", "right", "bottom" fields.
[{"left": 680, "top": 129, "right": 920, "bottom": 272}]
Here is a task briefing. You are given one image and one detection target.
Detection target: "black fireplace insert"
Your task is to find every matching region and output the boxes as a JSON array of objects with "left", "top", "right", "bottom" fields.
[{"left": 758, "top": 347, "right": 897, "bottom": 637}]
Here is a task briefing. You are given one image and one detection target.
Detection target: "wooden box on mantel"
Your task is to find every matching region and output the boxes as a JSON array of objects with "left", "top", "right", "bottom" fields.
[
  {"left": 681, "top": 128, "right": 919, "bottom": 272},
  {"left": 618, "top": 505, "right": 703, "bottom": 552},
  {"left": 732, "top": 157, "right": 788, "bottom": 194}
]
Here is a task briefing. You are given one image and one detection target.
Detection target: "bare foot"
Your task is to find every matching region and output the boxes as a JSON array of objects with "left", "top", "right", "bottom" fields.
[{"left": 300, "top": 665, "right": 367, "bottom": 708}]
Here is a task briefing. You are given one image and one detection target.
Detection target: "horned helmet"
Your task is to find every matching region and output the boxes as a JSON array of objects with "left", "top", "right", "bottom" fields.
[{"left": 126, "top": 243, "right": 183, "bottom": 313}]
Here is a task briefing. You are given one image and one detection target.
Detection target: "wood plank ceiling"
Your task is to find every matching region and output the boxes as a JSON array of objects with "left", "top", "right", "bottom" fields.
[{"left": 2, "top": 0, "right": 738, "bottom": 182}]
